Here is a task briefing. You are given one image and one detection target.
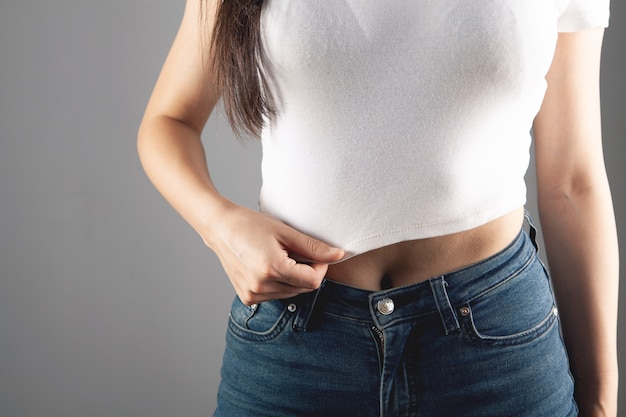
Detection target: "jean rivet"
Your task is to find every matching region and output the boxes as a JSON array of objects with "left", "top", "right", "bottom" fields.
[
  {"left": 459, "top": 306, "right": 470, "bottom": 317},
  {"left": 287, "top": 303, "right": 297, "bottom": 313}
]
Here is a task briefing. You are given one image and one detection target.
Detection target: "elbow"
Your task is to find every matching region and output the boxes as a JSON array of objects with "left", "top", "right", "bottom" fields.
[
  {"left": 136, "top": 115, "right": 163, "bottom": 174},
  {"left": 136, "top": 114, "right": 165, "bottom": 164},
  {"left": 136, "top": 118, "right": 151, "bottom": 161},
  {"left": 537, "top": 175, "right": 612, "bottom": 217}
]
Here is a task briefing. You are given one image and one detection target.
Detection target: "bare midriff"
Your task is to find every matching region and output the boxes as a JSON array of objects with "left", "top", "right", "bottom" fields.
[{"left": 325, "top": 207, "right": 525, "bottom": 291}]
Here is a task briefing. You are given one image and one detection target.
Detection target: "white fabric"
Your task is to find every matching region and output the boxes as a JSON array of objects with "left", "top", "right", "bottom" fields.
[
  {"left": 258, "top": 0, "right": 610, "bottom": 258},
  {"left": 558, "top": 0, "right": 611, "bottom": 31}
]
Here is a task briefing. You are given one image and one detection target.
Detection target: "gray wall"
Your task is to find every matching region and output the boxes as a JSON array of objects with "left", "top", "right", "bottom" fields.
[{"left": 0, "top": 1, "right": 624, "bottom": 416}]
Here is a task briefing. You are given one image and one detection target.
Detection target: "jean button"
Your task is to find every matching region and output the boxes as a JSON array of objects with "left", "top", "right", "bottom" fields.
[
  {"left": 377, "top": 298, "right": 395, "bottom": 315},
  {"left": 287, "top": 303, "right": 297, "bottom": 313}
]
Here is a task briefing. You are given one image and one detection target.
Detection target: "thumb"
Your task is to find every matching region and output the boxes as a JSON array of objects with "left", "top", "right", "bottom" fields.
[{"left": 282, "top": 229, "right": 345, "bottom": 264}]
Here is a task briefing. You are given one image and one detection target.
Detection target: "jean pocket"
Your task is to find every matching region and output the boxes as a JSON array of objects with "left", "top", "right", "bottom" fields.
[
  {"left": 461, "top": 254, "right": 559, "bottom": 347},
  {"left": 227, "top": 297, "right": 292, "bottom": 342}
]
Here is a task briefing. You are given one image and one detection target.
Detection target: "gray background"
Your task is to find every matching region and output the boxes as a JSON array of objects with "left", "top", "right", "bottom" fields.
[{"left": 0, "top": 1, "right": 623, "bottom": 416}]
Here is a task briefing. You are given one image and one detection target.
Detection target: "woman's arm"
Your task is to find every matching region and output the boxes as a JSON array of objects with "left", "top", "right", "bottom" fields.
[
  {"left": 533, "top": 28, "right": 618, "bottom": 416},
  {"left": 137, "top": 0, "right": 343, "bottom": 305}
]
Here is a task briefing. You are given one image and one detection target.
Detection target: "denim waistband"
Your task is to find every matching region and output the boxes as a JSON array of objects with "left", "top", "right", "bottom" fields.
[{"left": 291, "top": 223, "right": 540, "bottom": 335}]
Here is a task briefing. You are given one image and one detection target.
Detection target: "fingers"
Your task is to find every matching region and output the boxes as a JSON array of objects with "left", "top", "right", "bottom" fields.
[
  {"left": 217, "top": 242, "right": 329, "bottom": 305},
  {"left": 209, "top": 207, "right": 346, "bottom": 305},
  {"left": 233, "top": 251, "right": 333, "bottom": 305},
  {"left": 273, "top": 254, "right": 329, "bottom": 288},
  {"left": 279, "top": 227, "right": 345, "bottom": 265}
]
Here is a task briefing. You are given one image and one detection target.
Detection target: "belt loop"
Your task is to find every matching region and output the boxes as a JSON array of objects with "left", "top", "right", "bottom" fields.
[
  {"left": 523, "top": 209, "right": 539, "bottom": 252},
  {"left": 429, "top": 276, "right": 460, "bottom": 335},
  {"left": 292, "top": 280, "right": 325, "bottom": 332}
]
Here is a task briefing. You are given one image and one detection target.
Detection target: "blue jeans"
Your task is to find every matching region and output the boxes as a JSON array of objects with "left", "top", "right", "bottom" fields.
[{"left": 215, "top": 226, "right": 577, "bottom": 417}]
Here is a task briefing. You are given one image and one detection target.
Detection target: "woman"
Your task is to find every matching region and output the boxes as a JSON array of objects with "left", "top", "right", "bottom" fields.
[{"left": 138, "top": 0, "right": 618, "bottom": 415}]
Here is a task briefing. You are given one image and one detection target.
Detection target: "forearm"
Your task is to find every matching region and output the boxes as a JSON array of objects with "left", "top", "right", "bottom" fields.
[
  {"left": 538, "top": 180, "right": 619, "bottom": 415},
  {"left": 137, "top": 115, "right": 233, "bottom": 239}
]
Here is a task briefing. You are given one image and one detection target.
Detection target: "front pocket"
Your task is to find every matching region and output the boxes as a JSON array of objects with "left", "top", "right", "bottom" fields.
[
  {"left": 227, "top": 297, "right": 292, "bottom": 342},
  {"left": 460, "top": 253, "right": 559, "bottom": 346},
  {"left": 462, "top": 302, "right": 559, "bottom": 346}
]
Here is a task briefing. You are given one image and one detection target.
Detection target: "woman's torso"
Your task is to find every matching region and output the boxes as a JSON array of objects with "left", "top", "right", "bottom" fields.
[
  {"left": 257, "top": 1, "right": 570, "bottom": 289},
  {"left": 259, "top": 1, "right": 558, "bottom": 262}
]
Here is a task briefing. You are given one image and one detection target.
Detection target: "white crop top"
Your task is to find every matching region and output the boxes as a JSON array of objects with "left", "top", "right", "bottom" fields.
[{"left": 258, "top": 0, "right": 610, "bottom": 258}]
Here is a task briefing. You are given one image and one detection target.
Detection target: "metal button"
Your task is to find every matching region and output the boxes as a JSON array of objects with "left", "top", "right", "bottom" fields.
[
  {"left": 287, "top": 303, "right": 297, "bottom": 313},
  {"left": 377, "top": 298, "right": 395, "bottom": 315},
  {"left": 459, "top": 306, "right": 470, "bottom": 317}
]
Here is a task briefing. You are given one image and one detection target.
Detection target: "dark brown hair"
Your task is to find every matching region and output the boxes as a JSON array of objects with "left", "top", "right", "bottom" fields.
[{"left": 202, "top": 0, "right": 273, "bottom": 139}]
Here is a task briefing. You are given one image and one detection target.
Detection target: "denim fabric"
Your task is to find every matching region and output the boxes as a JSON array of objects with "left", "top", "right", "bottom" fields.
[{"left": 215, "top": 228, "right": 577, "bottom": 417}]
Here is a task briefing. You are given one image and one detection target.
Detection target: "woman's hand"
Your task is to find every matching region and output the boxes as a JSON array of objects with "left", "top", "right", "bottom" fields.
[{"left": 203, "top": 202, "right": 345, "bottom": 305}]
